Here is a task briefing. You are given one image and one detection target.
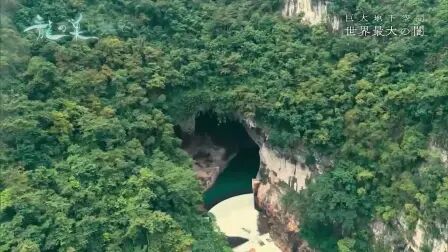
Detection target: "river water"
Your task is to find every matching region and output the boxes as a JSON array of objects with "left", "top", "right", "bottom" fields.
[{"left": 203, "top": 147, "right": 259, "bottom": 209}]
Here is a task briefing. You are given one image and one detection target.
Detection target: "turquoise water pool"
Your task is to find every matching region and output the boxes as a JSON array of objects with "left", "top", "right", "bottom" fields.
[{"left": 203, "top": 147, "right": 259, "bottom": 209}]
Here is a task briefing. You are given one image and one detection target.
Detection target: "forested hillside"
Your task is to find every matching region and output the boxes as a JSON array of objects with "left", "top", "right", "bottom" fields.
[{"left": 1, "top": 0, "right": 447, "bottom": 251}]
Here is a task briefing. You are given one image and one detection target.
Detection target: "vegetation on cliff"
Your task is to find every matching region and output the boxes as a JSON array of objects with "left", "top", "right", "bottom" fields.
[{"left": 1, "top": 0, "right": 447, "bottom": 251}]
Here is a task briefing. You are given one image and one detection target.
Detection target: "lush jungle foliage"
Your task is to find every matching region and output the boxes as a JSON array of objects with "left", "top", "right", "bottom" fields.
[{"left": 1, "top": 0, "right": 447, "bottom": 251}]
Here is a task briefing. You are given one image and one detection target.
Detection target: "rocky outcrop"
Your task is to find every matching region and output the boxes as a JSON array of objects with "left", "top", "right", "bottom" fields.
[
  {"left": 282, "top": 0, "right": 327, "bottom": 23},
  {"left": 429, "top": 140, "right": 448, "bottom": 167},
  {"left": 245, "top": 119, "right": 329, "bottom": 252},
  {"left": 282, "top": 0, "right": 340, "bottom": 31},
  {"left": 258, "top": 143, "right": 314, "bottom": 191},
  {"left": 409, "top": 220, "right": 448, "bottom": 252},
  {"left": 372, "top": 218, "right": 448, "bottom": 252},
  {"left": 182, "top": 134, "right": 236, "bottom": 190},
  {"left": 179, "top": 114, "right": 331, "bottom": 251},
  {"left": 253, "top": 181, "right": 309, "bottom": 252}
]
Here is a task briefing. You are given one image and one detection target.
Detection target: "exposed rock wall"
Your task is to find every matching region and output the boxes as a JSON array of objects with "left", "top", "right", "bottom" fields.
[
  {"left": 282, "top": 0, "right": 328, "bottom": 23},
  {"left": 244, "top": 118, "right": 328, "bottom": 252},
  {"left": 182, "top": 133, "right": 236, "bottom": 190},
  {"left": 253, "top": 181, "right": 304, "bottom": 252},
  {"left": 282, "top": 0, "right": 340, "bottom": 31},
  {"left": 409, "top": 220, "right": 447, "bottom": 252},
  {"left": 259, "top": 144, "right": 313, "bottom": 192},
  {"left": 372, "top": 218, "right": 448, "bottom": 252}
]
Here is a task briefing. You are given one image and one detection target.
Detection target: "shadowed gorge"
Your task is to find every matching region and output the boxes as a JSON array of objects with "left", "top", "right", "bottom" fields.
[
  {"left": 176, "top": 112, "right": 260, "bottom": 209},
  {"left": 2, "top": 0, "right": 448, "bottom": 251}
]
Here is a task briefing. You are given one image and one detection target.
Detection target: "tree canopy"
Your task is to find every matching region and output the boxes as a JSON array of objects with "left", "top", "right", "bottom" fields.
[{"left": 1, "top": 0, "right": 447, "bottom": 251}]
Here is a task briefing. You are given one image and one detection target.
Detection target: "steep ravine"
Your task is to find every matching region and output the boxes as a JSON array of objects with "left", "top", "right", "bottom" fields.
[{"left": 177, "top": 113, "right": 330, "bottom": 251}]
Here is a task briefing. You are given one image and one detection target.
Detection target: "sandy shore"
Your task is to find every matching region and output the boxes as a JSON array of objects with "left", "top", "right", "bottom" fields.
[{"left": 209, "top": 194, "right": 281, "bottom": 252}]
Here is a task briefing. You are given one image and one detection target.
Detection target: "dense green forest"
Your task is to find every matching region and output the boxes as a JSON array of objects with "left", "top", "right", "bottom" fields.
[{"left": 1, "top": 0, "right": 447, "bottom": 251}]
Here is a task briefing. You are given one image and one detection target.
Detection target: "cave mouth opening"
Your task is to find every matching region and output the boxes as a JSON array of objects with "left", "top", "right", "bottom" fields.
[{"left": 175, "top": 112, "right": 260, "bottom": 210}]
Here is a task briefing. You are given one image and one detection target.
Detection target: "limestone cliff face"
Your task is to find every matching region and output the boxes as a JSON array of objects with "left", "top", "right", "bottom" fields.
[
  {"left": 372, "top": 218, "right": 448, "bottom": 252},
  {"left": 251, "top": 145, "right": 312, "bottom": 252},
  {"left": 282, "top": 0, "right": 327, "bottom": 23},
  {"left": 258, "top": 143, "right": 313, "bottom": 191},
  {"left": 245, "top": 118, "right": 330, "bottom": 252},
  {"left": 430, "top": 140, "right": 448, "bottom": 166},
  {"left": 282, "top": 0, "right": 340, "bottom": 31},
  {"left": 409, "top": 220, "right": 447, "bottom": 252},
  {"left": 252, "top": 181, "right": 305, "bottom": 252}
]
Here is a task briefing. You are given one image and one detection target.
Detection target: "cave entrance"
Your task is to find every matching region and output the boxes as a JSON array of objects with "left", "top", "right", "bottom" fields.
[
  {"left": 176, "top": 112, "right": 281, "bottom": 251},
  {"left": 176, "top": 112, "right": 260, "bottom": 209}
]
